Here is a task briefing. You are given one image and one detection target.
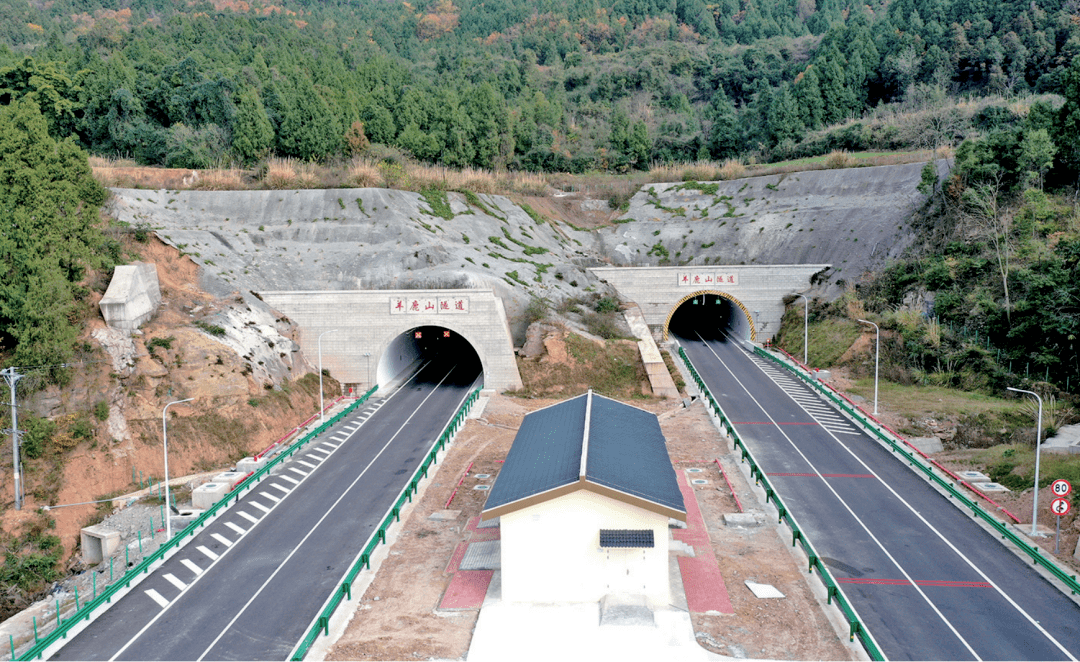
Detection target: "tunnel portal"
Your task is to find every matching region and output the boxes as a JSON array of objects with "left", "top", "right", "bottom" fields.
[
  {"left": 377, "top": 325, "right": 484, "bottom": 388},
  {"left": 666, "top": 292, "right": 755, "bottom": 342}
]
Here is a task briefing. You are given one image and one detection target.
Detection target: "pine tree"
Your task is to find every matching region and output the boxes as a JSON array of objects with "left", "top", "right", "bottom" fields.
[
  {"left": 795, "top": 66, "right": 825, "bottom": 129},
  {"left": 231, "top": 87, "right": 274, "bottom": 164},
  {"left": 1055, "top": 58, "right": 1080, "bottom": 183}
]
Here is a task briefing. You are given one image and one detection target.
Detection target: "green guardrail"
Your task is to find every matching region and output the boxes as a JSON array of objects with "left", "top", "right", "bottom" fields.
[
  {"left": 18, "top": 386, "right": 379, "bottom": 662},
  {"left": 678, "top": 347, "right": 884, "bottom": 661},
  {"left": 753, "top": 345, "right": 1080, "bottom": 598},
  {"left": 290, "top": 387, "right": 481, "bottom": 661}
]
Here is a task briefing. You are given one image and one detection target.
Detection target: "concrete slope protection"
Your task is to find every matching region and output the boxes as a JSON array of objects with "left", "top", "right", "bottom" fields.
[
  {"left": 50, "top": 357, "right": 479, "bottom": 661},
  {"left": 676, "top": 328, "right": 1080, "bottom": 661}
]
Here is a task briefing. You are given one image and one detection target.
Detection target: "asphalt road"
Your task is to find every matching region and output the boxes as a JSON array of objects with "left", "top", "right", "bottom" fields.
[
  {"left": 677, "top": 328, "right": 1080, "bottom": 661},
  {"left": 52, "top": 357, "right": 479, "bottom": 661}
]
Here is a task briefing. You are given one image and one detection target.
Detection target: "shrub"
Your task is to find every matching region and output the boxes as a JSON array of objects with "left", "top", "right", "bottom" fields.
[
  {"left": 147, "top": 336, "right": 175, "bottom": 351},
  {"left": 194, "top": 320, "right": 227, "bottom": 337},
  {"left": 594, "top": 296, "right": 619, "bottom": 314},
  {"left": 93, "top": 400, "right": 110, "bottom": 421}
]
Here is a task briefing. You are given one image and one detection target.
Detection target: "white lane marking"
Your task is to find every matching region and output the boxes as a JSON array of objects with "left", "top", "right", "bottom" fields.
[
  {"left": 322, "top": 442, "right": 339, "bottom": 449},
  {"left": 106, "top": 371, "right": 428, "bottom": 662},
  {"left": 695, "top": 334, "right": 973, "bottom": 660},
  {"left": 307, "top": 451, "right": 327, "bottom": 460},
  {"left": 164, "top": 573, "right": 187, "bottom": 591},
  {"left": 225, "top": 522, "right": 246, "bottom": 536},
  {"left": 211, "top": 533, "right": 233, "bottom": 547},
  {"left": 145, "top": 589, "right": 169, "bottom": 608},
  {"left": 289, "top": 468, "right": 308, "bottom": 478},
  {"left": 238, "top": 511, "right": 259, "bottom": 525},
  {"left": 197, "top": 546, "right": 218, "bottom": 561},
  {"left": 250, "top": 501, "right": 271, "bottom": 514},
  {"left": 280, "top": 475, "right": 300, "bottom": 485},
  {"left": 197, "top": 364, "right": 457, "bottom": 661},
  {"left": 298, "top": 460, "right": 317, "bottom": 469},
  {"left": 271, "top": 483, "right": 291, "bottom": 495},
  {"left": 181, "top": 559, "right": 202, "bottom": 575},
  {"left": 262, "top": 492, "right": 281, "bottom": 503}
]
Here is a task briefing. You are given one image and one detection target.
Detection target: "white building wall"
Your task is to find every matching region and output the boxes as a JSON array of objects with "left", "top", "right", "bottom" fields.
[{"left": 500, "top": 490, "right": 670, "bottom": 604}]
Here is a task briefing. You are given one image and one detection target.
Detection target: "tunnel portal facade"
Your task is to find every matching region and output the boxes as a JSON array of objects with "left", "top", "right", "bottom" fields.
[
  {"left": 259, "top": 289, "right": 522, "bottom": 393},
  {"left": 590, "top": 265, "right": 829, "bottom": 342}
]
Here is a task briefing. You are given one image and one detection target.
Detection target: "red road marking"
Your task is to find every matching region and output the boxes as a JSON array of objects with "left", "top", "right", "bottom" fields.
[{"left": 836, "top": 577, "right": 992, "bottom": 588}]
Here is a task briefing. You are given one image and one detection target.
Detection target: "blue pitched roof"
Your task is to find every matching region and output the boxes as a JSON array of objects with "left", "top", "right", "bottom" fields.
[{"left": 482, "top": 392, "right": 685, "bottom": 519}]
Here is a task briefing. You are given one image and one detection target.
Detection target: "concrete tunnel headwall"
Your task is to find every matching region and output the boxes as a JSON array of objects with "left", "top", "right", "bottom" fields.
[
  {"left": 258, "top": 289, "right": 522, "bottom": 393},
  {"left": 590, "top": 265, "right": 830, "bottom": 343},
  {"left": 376, "top": 323, "right": 484, "bottom": 387}
]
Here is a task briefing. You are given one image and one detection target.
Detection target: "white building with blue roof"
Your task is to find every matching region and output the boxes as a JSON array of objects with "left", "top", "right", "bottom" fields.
[{"left": 481, "top": 391, "right": 686, "bottom": 604}]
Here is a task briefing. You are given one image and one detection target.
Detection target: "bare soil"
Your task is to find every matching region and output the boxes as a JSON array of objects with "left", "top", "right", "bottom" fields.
[{"left": 325, "top": 394, "right": 857, "bottom": 661}]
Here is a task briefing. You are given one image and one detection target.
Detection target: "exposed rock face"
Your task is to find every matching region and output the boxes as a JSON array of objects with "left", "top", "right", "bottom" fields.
[{"left": 91, "top": 327, "right": 138, "bottom": 377}]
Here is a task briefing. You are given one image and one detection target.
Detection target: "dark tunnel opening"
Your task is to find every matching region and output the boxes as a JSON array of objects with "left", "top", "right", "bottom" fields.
[
  {"left": 377, "top": 325, "right": 484, "bottom": 388},
  {"left": 667, "top": 293, "right": 751, "bottom": 342}
]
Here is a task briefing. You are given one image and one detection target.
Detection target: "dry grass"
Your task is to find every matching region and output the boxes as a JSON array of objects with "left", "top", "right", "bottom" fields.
[{"left": 825, "top": 150, "right": 852, "bottom": 169}]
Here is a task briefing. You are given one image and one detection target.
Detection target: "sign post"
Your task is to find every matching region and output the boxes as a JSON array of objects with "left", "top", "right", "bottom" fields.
[{"left": 1050, "top": 497, "right": 1071, "bottom": 554}]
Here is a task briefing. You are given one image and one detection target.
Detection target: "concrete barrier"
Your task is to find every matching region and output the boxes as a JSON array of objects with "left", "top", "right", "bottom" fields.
[{"left": 99, "top": 262, "right": 161, "bottom": 331}]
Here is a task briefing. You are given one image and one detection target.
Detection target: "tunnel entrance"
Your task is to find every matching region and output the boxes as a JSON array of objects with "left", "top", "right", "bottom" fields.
[
  {"left": 377, "top": 325, "right": 484, "bottom": 389},
  {"left": 666, "top": 292, "right": 755, "bottom": 342}
]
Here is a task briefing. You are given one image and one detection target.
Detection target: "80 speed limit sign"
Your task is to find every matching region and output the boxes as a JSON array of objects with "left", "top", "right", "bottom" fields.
[
  {"left": 1051, "top": 498, "right": 1071, "bottom": 516},
  {"left": 1052, "top": 479, "right": 1072, "bottom": 497}
]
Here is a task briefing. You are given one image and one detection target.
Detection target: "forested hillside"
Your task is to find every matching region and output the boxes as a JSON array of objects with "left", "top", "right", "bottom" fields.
[{"left": 1, "top": 0, "right": 1078, "bottom": 171}]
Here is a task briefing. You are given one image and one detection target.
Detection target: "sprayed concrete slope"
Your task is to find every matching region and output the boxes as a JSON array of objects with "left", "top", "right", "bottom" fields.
[{"left": 107, "top": 162, "right": 934, "bottom": 331}]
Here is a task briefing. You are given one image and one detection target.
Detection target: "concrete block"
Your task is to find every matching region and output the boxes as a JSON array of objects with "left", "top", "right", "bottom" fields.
[
  {"left": 81, "top": 525, "right": 121, "bottom": 565},
  {"left": 99, "top": 262, "right": 161, "bottom": 330},
  {"left": 815, "top": 369, "right": 832, "bottom": 381},
  {"left": 213, "top": 471, "right": 247, "bottom": 489},
  {"left": 599, "top": 594, "right": 655, "bottom": 627},
  {"left": 236, "top": 456, "right": 269, "bottom": 474},
  {"left": 908, "top": 436, "right": 944, "bottom": 454},
  {"left": 723, "top": 513, "right": 763, "bottom": 528},
  {"left": 460, "top": 540, "right": 501, "bottom": 570},
  {"left": 192, "top": 482, "right": 230, "bottom": 509}
]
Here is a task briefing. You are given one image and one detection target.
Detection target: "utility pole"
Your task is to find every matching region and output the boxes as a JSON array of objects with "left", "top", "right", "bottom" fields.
[{"left": 1, "top": 367, "right": 23, "bottom": 510}]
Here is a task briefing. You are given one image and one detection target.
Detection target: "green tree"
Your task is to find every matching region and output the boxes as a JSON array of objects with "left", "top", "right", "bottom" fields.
[
  {"left": 231, "top": 87, "right": 273, "bottom": 164},
  {"left": 0, "top": 57, "right": 81, "bottom": 138},
  {"left": 706, "top": 90, "right": 740, "bottom": 159},
  {"left": 0, "top": 99, "right": 109, "bottom": 373},
  {"left": 1055, "top": 58, "right": 1080, "bottom": 183},
  {"left": 1018, "top": 128, "right": 1056, "bottom": 190},
  {"left": 767, "top": 83, "right": 804, "bottom": 145},
  {"left": 795, "top": 65, "right": 825, "bottom": 129}
]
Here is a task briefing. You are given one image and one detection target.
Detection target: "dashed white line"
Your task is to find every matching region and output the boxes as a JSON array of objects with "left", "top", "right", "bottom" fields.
[
  {"left": 164, "top": 573, "right": 187, "bottom": 591},
  {"left": 145, "top": 589, "right": 169, "bottom": 608},
  {"left": 238, "top": 511, "right": 259, "bottom": 525},
  {"left": 225, "top": 522, "right": 246, "bottom": 536},
  {"left": 289, "top": 468, "right": 307, "bottom": 478},
  {"left": 210, "top": 533, "right": 233, "bottom": 547},
  {"left": 279, "top": 475, "right": 300, "bottom": 485},
  {"left": 249, "top": 501, "right": 271, "bottom": 514},
  {"left": 262, "top": 493, "right": 281, "bottom": 503},
  {"left": 298, "top": 460, "right": 317, "bottom": 469},
  {"left": 196, "top": 546, "right": 218, "bottom": 561},
  {"left": 181, "top": 559, "right": 202, "bottom": 575},
  {"left": 270, "top": 483, "right": 290, "bottom": 495}
]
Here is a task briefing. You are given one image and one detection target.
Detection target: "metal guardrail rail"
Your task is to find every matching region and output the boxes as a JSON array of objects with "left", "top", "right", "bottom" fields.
[
  {"left": 753, "top": 345, "right": 1080, "bottom": 598},
  {"left": 290, "top": 387, "right": 481, "bottom": 661},
  {"left": 18, "top": 386, "right": 379, "bottom": 661},
  {"left": 678, "top": 347, "right": 884, "bottom": 660}
]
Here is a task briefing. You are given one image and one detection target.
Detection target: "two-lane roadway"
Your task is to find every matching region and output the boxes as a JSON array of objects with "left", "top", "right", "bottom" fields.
[
  {"left": 678, "top": 328, "right": 1080, "bottom": 661},
  {"left": 54, "top": 356, "right": 478, "bottom": 661}
]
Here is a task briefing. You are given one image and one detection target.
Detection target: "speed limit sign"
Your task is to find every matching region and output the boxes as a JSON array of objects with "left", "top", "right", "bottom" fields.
[
  {"left": 1052, "top": 479, "right": 1072, "bottom": 498},
  {"left": 1051, "top": 498, "right": 1071, "bottom": 516}
]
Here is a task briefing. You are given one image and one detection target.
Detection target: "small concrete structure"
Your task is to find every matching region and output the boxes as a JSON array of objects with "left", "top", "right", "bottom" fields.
[
  {"left": 80, "top": 525, "right": 121, "bottom": 565},
  {"left": 1044, "top": 423, "right": 1080, "bottom": 455},
  {"left": 483, "top": 391, "right": 685, "bottom": 604},
  {"left": 908, "top": 436, "right": 944, "bottom": 454},
  {"left": 236, "top": 456, "right": 269, "bottom": 474},
  {"left": 213, "top": 471, "right": 247, "bottom": 489},
  {"left": 99, "top": 262, "right": 161, "bottom": 331},
  {"left": 623, "top": 306, "right": 679, "bottom": 398},
  {"left": 192, "top": 482, "right": 230, "bottom": 509}
]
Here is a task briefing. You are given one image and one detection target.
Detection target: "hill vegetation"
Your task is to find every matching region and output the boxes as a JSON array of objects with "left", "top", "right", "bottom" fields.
[{"left": 0, "top": 0, "right": 1078, "bottom": 175}]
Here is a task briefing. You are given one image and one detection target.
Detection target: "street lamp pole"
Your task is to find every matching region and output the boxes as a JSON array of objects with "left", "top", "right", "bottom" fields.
[
  {"left": 318, "top": 329, "right": 338, "bottom": 422},
  {"left": 1007, "top": 386, "right": 1044, "bottom": 537},
  {"left": 857, "top": 319, "right": 879, "bottom": 415},
  {"left": 795, "top": 293, "right": 809, "bottom": 366},
  {"left": 162, "top": 398, "right": 193, "bottom": 541}
]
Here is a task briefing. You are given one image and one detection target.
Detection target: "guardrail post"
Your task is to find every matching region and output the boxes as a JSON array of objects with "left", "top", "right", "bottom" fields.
[
  {"left": 319, "top": 616, "right": 328, "bottom": 636},
  {"left": 342, "top": 581, "right": 351, "bottom": 600}
]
